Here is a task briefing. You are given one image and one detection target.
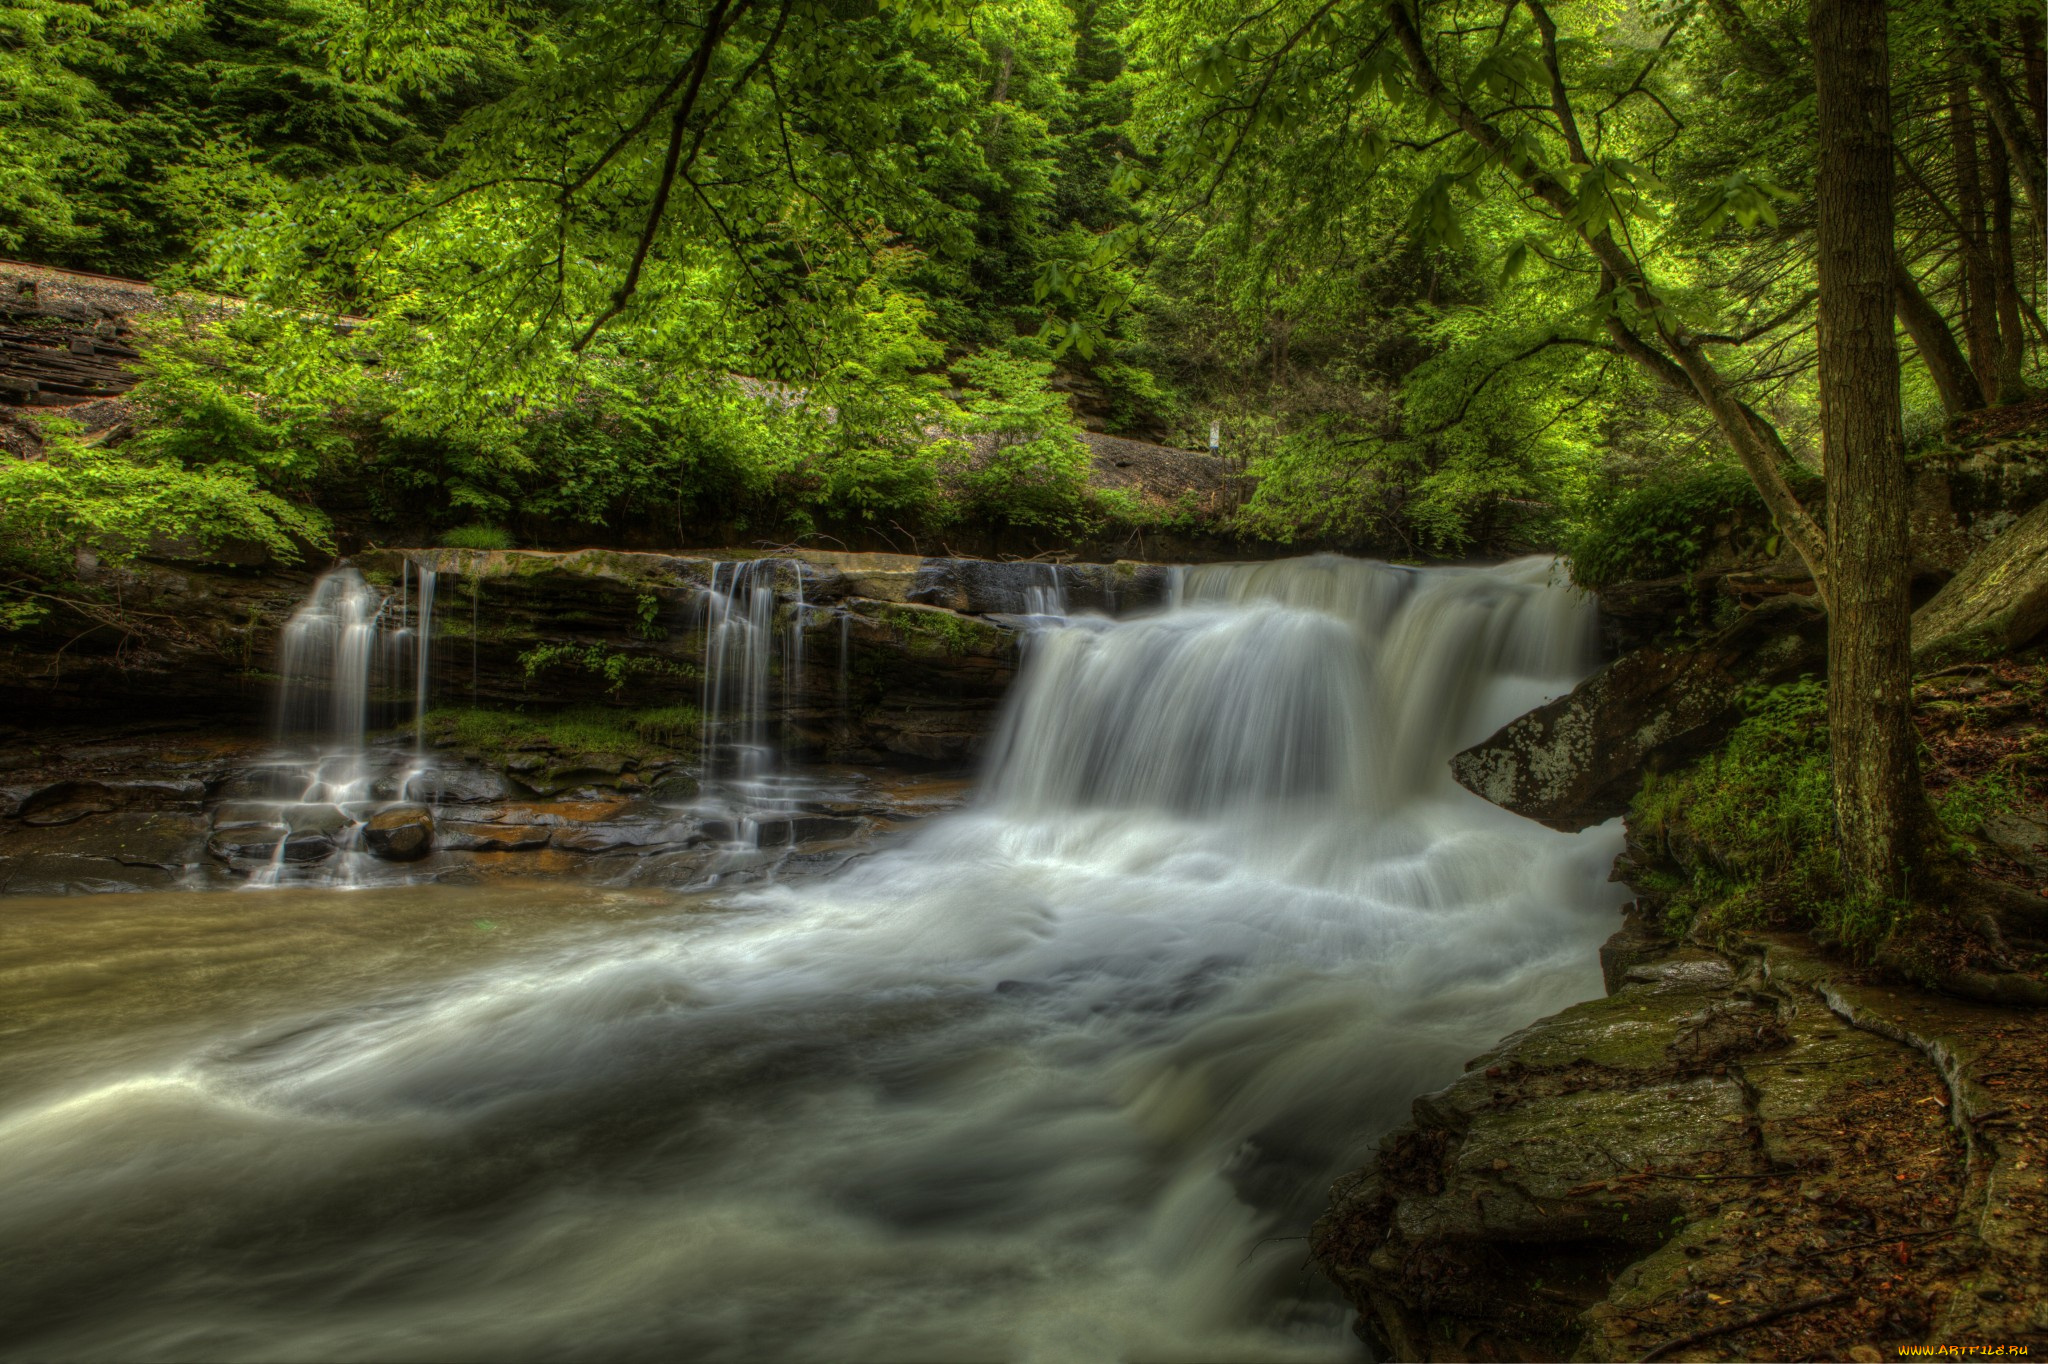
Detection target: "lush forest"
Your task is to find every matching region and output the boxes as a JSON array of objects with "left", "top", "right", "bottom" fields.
[
  {"left": 6, "top": 1, "right": 2048, "bottom": 1352},
  {"left": 5, "top": 0, "right": 2034, "bottom": 570}
]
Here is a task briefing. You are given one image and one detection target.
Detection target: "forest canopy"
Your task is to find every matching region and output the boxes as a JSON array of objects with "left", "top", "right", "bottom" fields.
[{"left": 0, "top": 0, "right": 2040, "bottom": 584}]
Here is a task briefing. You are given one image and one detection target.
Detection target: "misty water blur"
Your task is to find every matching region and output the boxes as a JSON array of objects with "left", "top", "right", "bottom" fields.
[{"left": 0, "top": 555, "right": 1626, "bottom": 1362}]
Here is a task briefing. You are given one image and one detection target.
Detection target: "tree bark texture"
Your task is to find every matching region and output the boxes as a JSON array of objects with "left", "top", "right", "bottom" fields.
[
  {"left": 1961, "top": 26, "right": 2046, "bottom": 220},
  {"left": 1984, "top": 129, "right": 2029, "bottom": 403},
  {"left": 1893, "top": 260, "right": 1985, "bottom": 416},
  {"left": 2023, "top": 14, "right": 2047, "bottom": 146},
  {"left": 1811, "top": 0, "right": 1920, "bottom": 902},
  {"left": 1948, "top": 67, "right": 2003, "bottom": 399}
]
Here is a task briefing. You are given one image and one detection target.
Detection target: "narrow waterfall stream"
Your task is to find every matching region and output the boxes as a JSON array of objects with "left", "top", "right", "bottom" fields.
[{"left": 0, "top": 556, "right": 1626, "bottom": 1363}]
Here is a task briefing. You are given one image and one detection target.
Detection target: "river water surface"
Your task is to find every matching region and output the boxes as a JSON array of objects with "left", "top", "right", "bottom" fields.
[{"left": 0, "top": 556, "right": 1627, "bottom": 1362}]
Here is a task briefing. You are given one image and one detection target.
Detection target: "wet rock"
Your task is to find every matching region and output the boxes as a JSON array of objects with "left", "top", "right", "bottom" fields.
[
  {"left": 13, "top": 778, "right": 207, "bottom": 826},
  {"left": 0, "top": 810, "right": 209, "bottom": 873},
  {"left": 697, "top": 814, "right": 861, "bottom": 846},
  {"left": 407, "top": 767, "right": 513, "bottom": 804},
  {"left": 213, "top": 767, "right": 314, "bottom": 802},
  {"left": 519, "top": 754, "right": 638, "bottom": 797},
  {"left": 210, "top": 800, "right": 281, "bottom": 829},
  {"left": 648, "top": 772, "right": 701, "bottom": 803},
  {"left": 905, "top": 558, "right": 1171, "bottom": 617},
  {"left": 1451, "top": 597, "right": 1828, "bottom": 830},
  {"left": 1311, "top": 940, "right": 1974, "bottom": 1362},
  {"left": 279, "top": 803, "right": 350, "bottom": 838},
  {"left": 207, "top": 826, "right": 336, "bottom": 864},
  {"left": 791, "top": 599, "right": 1019, "bottom": 763},
  {"left": 0, "top": 855, "right": 184, "bottom": 894},
  {"left": 437, "top": 821, "right": 552, "bottom": 852},
  {"left": 1912, "top": 498, "right": 2048, "bottom": 667},
  {"left": 789, "top": 552, "right": 925, "bottom": 604},
  {"left": 364, "top": 805, "right": 434, "bottom": 860},
  {"left": 15, "top": 781, "right": 118, "bottom": 826},
  {"left": 1598, "top": 900, "right": 1681, "bottom": 994},
  {"left": 550, "top": 822, "right": 688, "bottom": 854},
  {"left": 627, "top": 848, "right": 718, "bottom": 887},
  {"left": 1982, "top": 810, "right": 2048, "bottom": 877}
]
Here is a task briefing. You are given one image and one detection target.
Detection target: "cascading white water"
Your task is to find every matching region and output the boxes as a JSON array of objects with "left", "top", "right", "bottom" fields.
[
  {"left": 413, "top": 563, "right": 437, "bottom": 757},
  {"left": 0, "top": 554, "right": 1628, "bottom": 1363},
  {"left": 250, "top": 564, "right": 439, "bottom": 884},
  {"left": 700, "top": 560, "right": 782, "bottom": 782},
  {"left": 1022, "top": 562, "right": 1067, "bottom": 617},
  {"left": 695, "top": 558, "right": 820, "bottom": 856},
  {"left": 275, "top": 568, "right": 409, "bottom": 759}
]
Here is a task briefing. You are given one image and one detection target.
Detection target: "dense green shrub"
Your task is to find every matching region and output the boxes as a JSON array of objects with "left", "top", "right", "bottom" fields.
[
  {"left": 0, "top": 416, "right": 330, "bottom": 617},
  {"left": 1564, "top": 467, "right": 1766, "bottom": 591},
  {"left": 1631, "top": 680, "right": 1876, "bottom": 949},
  {"left": 947, "top": 349, "right": 1096, "bottom": 533}
]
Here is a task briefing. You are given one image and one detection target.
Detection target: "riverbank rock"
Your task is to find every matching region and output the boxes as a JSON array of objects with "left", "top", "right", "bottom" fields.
[
  {"left": 0, "top": 547, "right": 1137, "bottom": 763},
  {"left": 1451, "top": 596, "right": 1828, "bottom": 830},
  {"left": 364, "top": 805, "right": 434, "bottom": 860},
  {"left": 1313, "top": 932, "right": 2048, "bottom": 1360},
  {"left": 1912, "top": 498, "right": 2048, "bottom": 668}
]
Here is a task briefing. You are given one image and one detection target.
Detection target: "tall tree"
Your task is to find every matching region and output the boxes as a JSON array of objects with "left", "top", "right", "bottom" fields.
[{"left": 1810, "top": 0, "right": 1920, "bottom": 906}]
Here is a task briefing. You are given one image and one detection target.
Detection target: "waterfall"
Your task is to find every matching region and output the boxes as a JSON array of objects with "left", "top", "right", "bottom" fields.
[
  {"left": 1023, "top": 561, "right": 1067, "bottom": 618},
  {"left": 254, "top": 564, "right": 439, "bottom": 882},
  {"left": 274, "top": 568, "right": 411, "bottom": 760},
  {"left": 985, "top": 554, "right": 1592, "bottom": 816},
  {"left": 3, "top": 554, "right": 1632, "bottom": 1362},
  {"left": 695, "top": 558, "right": 820, "bottom": 855},
  {"left": 413, "top": 563, "right": 437, "bottom": 756},
  {"left": 699, "top": 559, "right": 781, "bottom": 782}
]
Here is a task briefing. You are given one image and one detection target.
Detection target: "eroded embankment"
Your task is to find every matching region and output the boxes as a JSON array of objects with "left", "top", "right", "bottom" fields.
[{"left": 1313, "top": 929, "right": 2048, "bottom": 1360}]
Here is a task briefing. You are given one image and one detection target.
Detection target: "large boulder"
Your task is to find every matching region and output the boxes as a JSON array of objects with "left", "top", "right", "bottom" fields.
[
  {"left": 1451, "top": 597, "right": 1828, "bottom": 830},
  {"left": 1911, "top": 498, "right": 2048, "bottom": 668}
]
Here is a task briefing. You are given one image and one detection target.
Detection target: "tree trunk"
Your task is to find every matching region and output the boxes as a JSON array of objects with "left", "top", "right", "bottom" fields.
[
  {"left": 1894, "top": 260, "right": 1986, "bottom": 417},
  {"left": 1812, "top": 0, "right": 1921, "bottom": 905},
  {"left": 1961, "top": 26, "right": 2047, "bottom": 221},
  {"left": 2022, "top": 13, "right": 2048, "bottom": 147},
  {"left": 1949, "top": 66, "right": 2002, "bottom": 397},
  {"left": 1985, "top": 129, "right": 2030, "bottom": 403}
]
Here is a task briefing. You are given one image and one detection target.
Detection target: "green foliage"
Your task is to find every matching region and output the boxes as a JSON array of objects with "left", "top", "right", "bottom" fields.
[
  {"left": 626, "top": 705, "right": 702, "bottom": 748},
  {"left": 440, "top": 525, "right": 514, "bottom": 551},
  {"left": 0, "top": 414, "right": 330, "bottom": 581},
  {"left": 1634, "top": 679, "right": 1903, "bottom": 955},
  {"left": 516, "top": 643, "right": 692, "bottom": 696},
  {"left": 948, "top": 348, "right": 1094, "bottom": 532},
  {"left": 1934, "top": 770, "right": 2022, "bottom": 840},
  {"left": 1564, "top": 468, "right": 1765, "bottom": 591}
]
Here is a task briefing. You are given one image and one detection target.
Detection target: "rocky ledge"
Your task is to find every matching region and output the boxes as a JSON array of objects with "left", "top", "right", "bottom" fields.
[
  {"left": 0, "top": 721, "right": 971, "bottom": 895},
  {"left": 1314, "top": 923, "right": 2048, "bottom": 1360},
  {"left": 1, "top": 547, "right": 1173, "bottom": 762}
]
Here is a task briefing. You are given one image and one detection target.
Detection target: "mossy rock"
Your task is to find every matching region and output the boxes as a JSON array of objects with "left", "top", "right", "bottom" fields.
[{"left": 1913, "top": 498, "right": 2048, "bottom": 668}]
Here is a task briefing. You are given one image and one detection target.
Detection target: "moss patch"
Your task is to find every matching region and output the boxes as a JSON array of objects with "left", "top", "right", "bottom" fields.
[
  {"left": 420, "top": 704, "right": 701, "bottom": 764},
  {"left": 1631, "top": 679, "right": 1854, "bottom": 947},
  {"left": 874, "top": 602, "right": 1006, "bottom": 657}
]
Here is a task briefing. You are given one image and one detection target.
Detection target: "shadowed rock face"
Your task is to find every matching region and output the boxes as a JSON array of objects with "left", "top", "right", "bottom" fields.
[
  {"left": 0, "top": 548, "right": 1175, "bottom": 762},
  {"left": 1449, "top": 598, "right": 1828, "bottom": 831}
]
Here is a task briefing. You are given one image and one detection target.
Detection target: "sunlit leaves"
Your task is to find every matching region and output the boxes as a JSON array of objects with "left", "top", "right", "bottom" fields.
[{"left": 1694, "top": 171, "right": 1797, "bottom": 232}]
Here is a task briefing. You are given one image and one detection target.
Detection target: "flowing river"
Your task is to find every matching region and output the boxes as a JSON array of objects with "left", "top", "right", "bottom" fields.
[{"left": 0, "top": 556, "right": 1626, "bottom": 1362}]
